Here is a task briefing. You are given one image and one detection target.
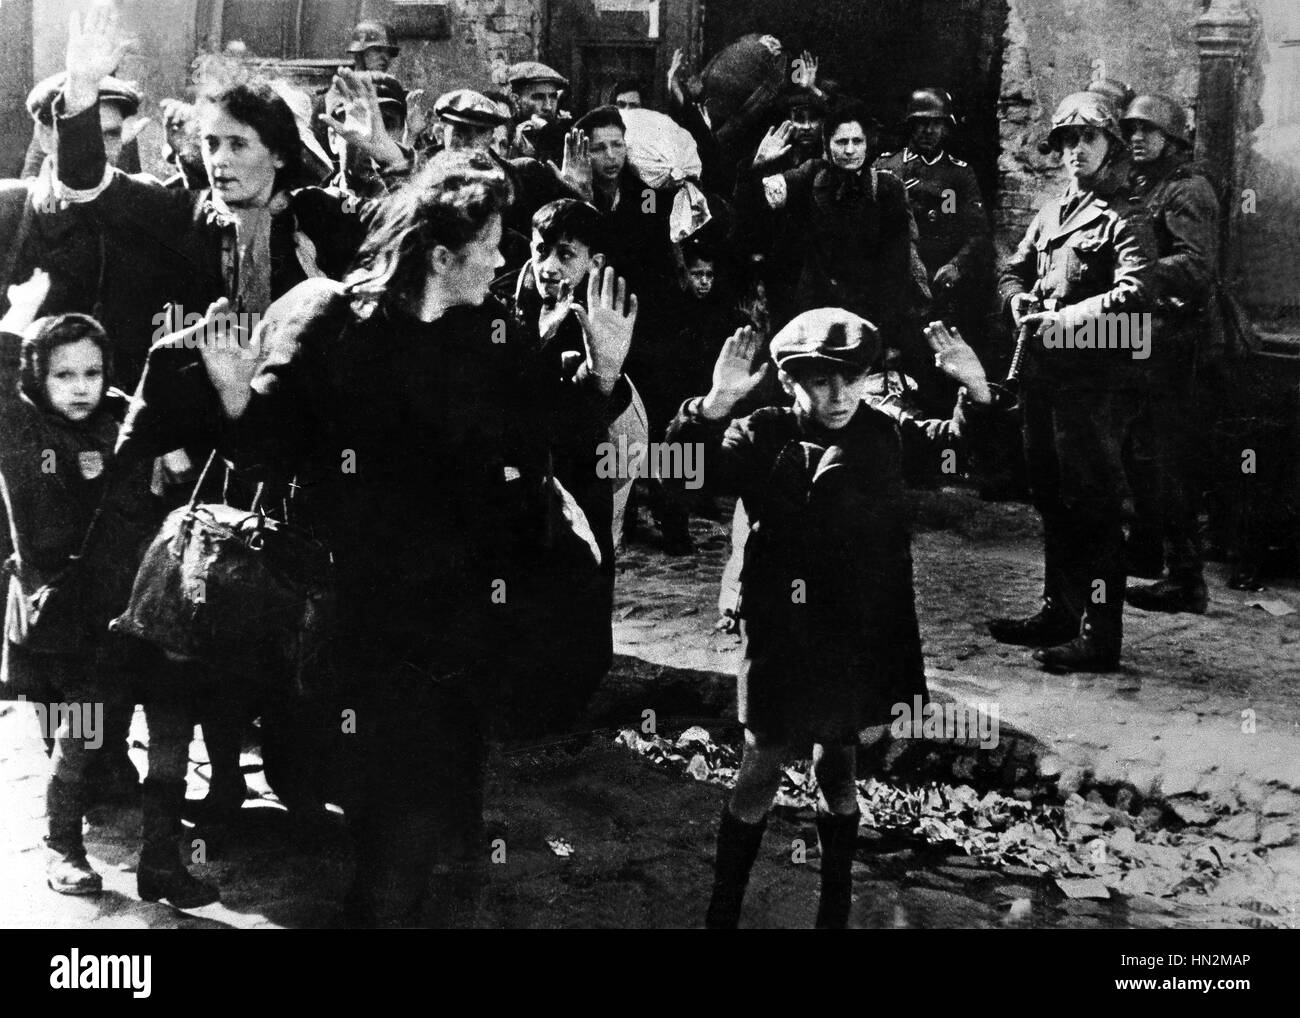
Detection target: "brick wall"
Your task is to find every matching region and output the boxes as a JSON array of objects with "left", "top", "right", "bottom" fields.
[{"left": 367, "top": 0, "right": 542, "bottom": 99}]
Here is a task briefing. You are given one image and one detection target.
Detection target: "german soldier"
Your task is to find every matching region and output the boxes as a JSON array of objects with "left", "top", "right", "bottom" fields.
[
  {"left": 875, "top": 88, "right": 993, "bottom": 413},
  {"left": 988, "top": 92, "right": 1152, "bottom": 672},
  {"left": 346, "top": 20, "right": 399, "bottom": 74},
  {"left": 1119, "top": 94, "right": 1221, "bottom": 614}
]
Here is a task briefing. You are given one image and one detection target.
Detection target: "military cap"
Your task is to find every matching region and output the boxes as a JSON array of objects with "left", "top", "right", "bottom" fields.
[
  {"left": 1121, "top": 94, "right": 1190, "bottom": 148},
  {"left": 27, "top": 71, "right": 142, "bottom": 125},
  {"left": 347, "top": 20, "right": 399, "bottom": 56},
  {"left": 770, "top": 308, "right": 880, "bottom": 372},
  {"left": 905, "top": 87, "right": 956, "bottom": 123},
  {"left": 1048, "top": 91, "right": 1123, "bottom": 150},
  {"left": 508, "top": 61, "right": 568, "bottom": 88},
  {"left": 434, "top": 88, "right": 509, "bottom": 127}
]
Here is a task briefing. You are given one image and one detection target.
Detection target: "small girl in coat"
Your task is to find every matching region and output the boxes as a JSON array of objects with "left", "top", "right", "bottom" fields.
[
  {"left": 1, "top": 270, "right": 216, "bottom": 905},
  {"left": 665, "top": 308, "right": 993, "bottom": 928}
]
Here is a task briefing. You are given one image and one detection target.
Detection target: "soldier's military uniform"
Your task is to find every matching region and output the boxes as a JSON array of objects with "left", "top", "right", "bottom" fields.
[
  {"left": 875, "top": 89, "right": 992, "bottom": 415},
  {"left": 1119, "top": 95, "right": 1222, "bottom": 613},
  {"left": 872, "top": 148, "right": 991, "bottom": 314},
  {"left": 990, "top": 92, "right": 1151, "bottom": 672}
]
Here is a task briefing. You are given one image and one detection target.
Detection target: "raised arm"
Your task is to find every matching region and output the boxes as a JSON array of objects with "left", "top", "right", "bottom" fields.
[{"left": 664, "top": 326, "right": 773, "bottom": 499}]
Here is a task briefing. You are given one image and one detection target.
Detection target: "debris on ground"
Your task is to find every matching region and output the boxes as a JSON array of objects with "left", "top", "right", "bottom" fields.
[{"left": 614, "top": 726, "right": 1252, "bottom": 898}]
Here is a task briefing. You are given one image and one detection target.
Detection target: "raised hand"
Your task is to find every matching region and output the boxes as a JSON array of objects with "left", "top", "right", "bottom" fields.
[
  {"left": 753, "top": 121, "right": 795, "bottom": 169},
  {"left": 548, "top": 129, "right": 592, "bottom": 201},
  {"left": 326, "top": 69, "right": 405, "bottom": 165},
  {"left": 667, "top": 48, "right": 687, "bottom": 104},
  {"left": 1, "top": 269, "right": 52, "bottom": 335},
  {"left": 194, "top": 297, "right": 265, "bottom": 418},
  {"left": 795, "top": 50, "right": 819, "bottom": 90},
  {"left": 924, "top": 320, "right": 990, "bottom": 403},
  {"left": 572, "top": 258, "right": 637, "bottom": 391},
  {"left": 702, "top": 326, "right": 770, "bottom": 420},
  {"left": 65, "top": 3, "right": 129, "bottom": 114},
  {"left": 404, "top": 88, "right": 428, "bottom": 145}
]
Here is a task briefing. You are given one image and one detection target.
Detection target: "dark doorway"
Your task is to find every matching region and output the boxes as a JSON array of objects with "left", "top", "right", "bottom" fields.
[{"left": 702, "top": 0, "right": 1008, "bottom": 217}]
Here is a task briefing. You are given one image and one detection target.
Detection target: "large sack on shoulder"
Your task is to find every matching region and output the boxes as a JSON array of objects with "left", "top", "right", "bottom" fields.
[{"left": 700, "top": 34, "right": 787, "bottom": 128}]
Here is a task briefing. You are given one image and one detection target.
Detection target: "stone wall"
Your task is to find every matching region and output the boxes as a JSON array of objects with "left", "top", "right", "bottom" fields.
[
  {"left": 23, "top": 0, "right": 546, "bottom": 179},
  {"left": 995, "top": 0, "right": 1205, "bottom": 250},
  {"left": 363, "top": 0, "right": 541, "bottom": 99}
]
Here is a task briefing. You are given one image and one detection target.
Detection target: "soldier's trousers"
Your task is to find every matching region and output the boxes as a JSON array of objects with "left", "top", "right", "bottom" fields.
[
  {"left": 1021, "top": 386, "right": 1145, "bottom": 651},
  {"left": 1129, "top": 382, "right": 1204, "bottom": 580}
]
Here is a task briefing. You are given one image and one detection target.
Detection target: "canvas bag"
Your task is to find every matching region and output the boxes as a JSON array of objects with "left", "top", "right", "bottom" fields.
[{"left": 109, "top": 451, "right": 335, "bottom": 693}]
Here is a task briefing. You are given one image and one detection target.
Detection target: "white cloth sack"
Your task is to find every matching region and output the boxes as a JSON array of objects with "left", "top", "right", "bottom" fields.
[{"left": 620, "top": 108, "right": 711, "bottom": 243}]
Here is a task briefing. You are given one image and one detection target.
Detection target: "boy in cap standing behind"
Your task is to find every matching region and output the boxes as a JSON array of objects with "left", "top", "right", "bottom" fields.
[{"left": 665, "top": 309, "right": 994, "bottom": 928}]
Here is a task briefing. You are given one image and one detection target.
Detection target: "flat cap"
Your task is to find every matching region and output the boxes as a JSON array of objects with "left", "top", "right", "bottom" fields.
[
  {"left": 27, "top": 71, "right": 142, "bottom": 124},
  {"left": 778, "top": 85, "right": 827, "bottom": 116},
  {"left": 508, "top": 61, "right": 568, "bottom": 88},
  {"left": 434, "top": 88, "right": 508, "bottom": 127},
  {"left": 770, "top": 308, "right": 880, "bottom": 372}
]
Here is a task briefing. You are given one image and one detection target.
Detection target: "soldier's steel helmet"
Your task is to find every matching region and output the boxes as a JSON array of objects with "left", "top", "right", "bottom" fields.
[
  {"left": 1121, "top": 94, "right": 1190, "bottom": 147},
  {"left": 347, "top": 20, "right": 399, "bottom": 56},
  {"left": 905, "top": 87, "right": 956, "bottom": 124},
  {"left": 1047, "top": 91, "right": 1124, "bottom": 150}
]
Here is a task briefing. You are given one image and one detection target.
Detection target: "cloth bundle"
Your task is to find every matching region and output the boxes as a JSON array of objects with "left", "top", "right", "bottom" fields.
[{"left": 620, "top": 107, "right": 712, "bottom": 243}]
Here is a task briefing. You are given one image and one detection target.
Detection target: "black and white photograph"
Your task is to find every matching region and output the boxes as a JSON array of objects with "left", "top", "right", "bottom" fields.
[{"left": 0, "top": 0, "right": 1295, "bottom": 979}]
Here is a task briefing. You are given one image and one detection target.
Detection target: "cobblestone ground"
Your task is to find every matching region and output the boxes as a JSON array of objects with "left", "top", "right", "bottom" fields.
[{"left": 2, "top": 490, "right": 1298, "bottom": 928}]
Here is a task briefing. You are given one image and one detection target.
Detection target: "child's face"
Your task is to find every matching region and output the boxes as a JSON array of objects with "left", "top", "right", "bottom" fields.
[
  {"left": 781, "top": 364, "right": 868, "bottom": 430},
  {"left": 45, "top": 339, "right": 105, "bottom": 423},
  {"left": 685, "top": 260, "right": 714, "bottom": 299},
  {"left": 531, "top": 230, "right": 594, "bottom": 299}
]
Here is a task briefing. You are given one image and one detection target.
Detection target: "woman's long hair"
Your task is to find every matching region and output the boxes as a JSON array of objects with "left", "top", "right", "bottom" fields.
[
  {"left": 19, "top": 313, "right": 113, "bottom": 412},
  {"left": 344, "top": 150, "right": 512, "bottom": 316},
  {"left": 194, "top": 79, "right": 311, "bottom": 194}
]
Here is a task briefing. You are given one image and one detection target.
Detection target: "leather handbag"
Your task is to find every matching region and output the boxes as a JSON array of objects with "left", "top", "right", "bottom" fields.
[{"left": 110, "top": 452, "right": 335, "bottom": 693}]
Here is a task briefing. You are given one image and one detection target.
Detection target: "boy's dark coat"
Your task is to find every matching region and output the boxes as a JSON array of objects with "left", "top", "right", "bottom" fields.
[{"left": 668, "top": 394, "right": 977, "bottom": 740}]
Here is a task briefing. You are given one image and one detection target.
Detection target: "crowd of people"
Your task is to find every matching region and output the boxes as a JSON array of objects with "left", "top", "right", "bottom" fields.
[{"left": 0, "top": 5, "right": 1244, "bottom": 928}]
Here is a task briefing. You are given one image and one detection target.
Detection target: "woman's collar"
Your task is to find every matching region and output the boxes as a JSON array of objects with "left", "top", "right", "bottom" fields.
[{"left": 201, "top": 189, "right": 289, "bottom": 225}]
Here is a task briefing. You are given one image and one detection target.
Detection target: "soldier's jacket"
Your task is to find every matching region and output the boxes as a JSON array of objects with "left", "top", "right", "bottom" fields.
[
  {"left": 998, "top": 176, "right": 1151, "bottom": 389},
  {"left": 1121, "top": 153, "right": 1222, "bottom": 374},
  {"left": 874, "top": 147, "right": 993, "bottom": 282}
]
